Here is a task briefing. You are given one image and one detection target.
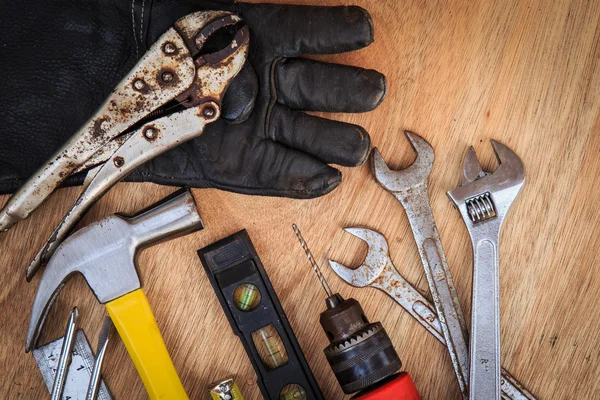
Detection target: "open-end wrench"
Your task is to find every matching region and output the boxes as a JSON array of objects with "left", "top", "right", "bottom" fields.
[
  {"left": 329, "top": 228, "right": 536, "bottom": 400},
  {"left": 448, "top": 142, "right": 525, "bottom": 400},
  {"left": 371, "top": 131, "right": 469, "bottom": 397}
]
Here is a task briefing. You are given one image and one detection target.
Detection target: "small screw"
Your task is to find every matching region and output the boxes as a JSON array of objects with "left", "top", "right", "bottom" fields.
[
  {"left": 163, "top": 42, "right": 177, "bottom": 54},
  {"left": 143, "top": 127, "right": 157, "bottom": 141},
  {"left": 133, "top": 79, "right": 146, "bottom": 90},
  {"left": 202, "top": 106, "right": 216, "bottom": 119},
  {"left": 161, "top": 72, "right": 174, "bottom": 83},
  {"left": 113, "top": 156, "right": 125, "bottom": 168}
]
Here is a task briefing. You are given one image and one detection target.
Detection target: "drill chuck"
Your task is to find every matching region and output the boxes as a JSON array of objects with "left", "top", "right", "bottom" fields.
[
  {"left": 292, "top": 224, "right": 416, "bottom": 398},
  {"left": 320, "top": 295, "right": 401, "bottom": 394}
]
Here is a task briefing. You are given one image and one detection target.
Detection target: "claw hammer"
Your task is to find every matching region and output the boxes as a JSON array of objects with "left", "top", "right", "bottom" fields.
[{"left": 26, "top": 188, "right": 203, "bottom": 400}]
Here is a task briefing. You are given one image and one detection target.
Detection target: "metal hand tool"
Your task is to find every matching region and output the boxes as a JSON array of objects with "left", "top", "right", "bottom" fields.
[
  {"left": 447, "top": 142, "right": 525, "bottom": 400},
  {"left": 33, "top": 329, "right": 113, "bottom": 400},
  {"left": 86, "top": 317, "right": 114, "bottom": 400},
  {"left": 329, "top": 227, "right": 536, "bottom": 400},
  {"left": 51, "top": 307, "right": 79, "bottom": 400},
  {"left": 0, "top": 11, "right": 248, "bottom": 281},
  {"left": 372, "top": 131, "right": 469, "bottom": 397},
  {"left": 209, "top": 378, "right": 244, "bottom": 400},
  {"left": 27, "top": 189, "right": 203, "bottom": 400},
  {"left": 293, "top": 225, "right": 421, "bottom": 399}
]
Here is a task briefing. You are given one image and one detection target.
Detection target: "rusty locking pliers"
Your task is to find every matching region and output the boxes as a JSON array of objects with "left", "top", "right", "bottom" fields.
[{"left": 0, "top": 11, "right": 249, "bottom": 280}]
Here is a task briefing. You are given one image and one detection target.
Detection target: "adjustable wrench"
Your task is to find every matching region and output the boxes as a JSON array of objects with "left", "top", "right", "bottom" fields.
[
  {"left": 448, "top": 142, "right": 525, "bottom": 400},
  {"left": 371, "top": 132, "right": 469, "bottom": 397},
  {"left": 329, "top": 228, "right": 536, "bottom": 400}
]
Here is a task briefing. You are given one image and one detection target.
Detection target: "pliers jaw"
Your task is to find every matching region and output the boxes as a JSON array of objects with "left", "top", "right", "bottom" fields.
[
  {"left": 0, "top": 11, "right": 248, "bottom": 277},
  {"left": 175, "top": 12, "right": 249, "bottom": 109}
]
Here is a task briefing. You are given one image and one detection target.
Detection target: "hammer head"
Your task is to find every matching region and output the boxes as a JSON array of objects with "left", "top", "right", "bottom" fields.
[{"left": 26, "top": 189, "right": 202, "bottom": 351}]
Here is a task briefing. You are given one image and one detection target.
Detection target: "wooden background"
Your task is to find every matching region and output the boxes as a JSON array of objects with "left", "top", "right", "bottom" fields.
[{"left": 1, "top": 0, "right": 599, "bottom": 398}]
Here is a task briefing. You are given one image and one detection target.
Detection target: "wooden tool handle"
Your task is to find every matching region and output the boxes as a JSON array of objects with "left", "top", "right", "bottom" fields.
[{"left": 106, "top": 289, "right": 189, "bottom": 400}]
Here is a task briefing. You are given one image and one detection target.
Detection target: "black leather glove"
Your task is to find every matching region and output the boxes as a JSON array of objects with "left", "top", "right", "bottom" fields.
[{"left": 0, "top": 0, "right": 386, "bottom": 198}]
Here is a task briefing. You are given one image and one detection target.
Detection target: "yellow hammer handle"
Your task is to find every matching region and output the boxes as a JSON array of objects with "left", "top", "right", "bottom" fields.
[{"left": 106, "top": 289, "right": 189, "bottom": 400}]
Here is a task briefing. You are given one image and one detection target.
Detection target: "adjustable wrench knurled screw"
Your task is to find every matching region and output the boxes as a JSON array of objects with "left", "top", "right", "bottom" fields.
[{"left": 448, "top": 141, "right": 525, "bottom": 400}]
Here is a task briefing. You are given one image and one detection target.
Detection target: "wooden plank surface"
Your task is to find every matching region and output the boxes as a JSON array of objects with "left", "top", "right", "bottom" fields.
[{"left": 1, "top": 0, "right": 599, "bottom": 398}]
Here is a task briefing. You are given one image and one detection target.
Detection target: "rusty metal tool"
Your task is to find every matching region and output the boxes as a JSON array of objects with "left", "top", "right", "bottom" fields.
[
  {"left": 26, "top": 189, "right": 203, "bottom": 400},
  {"left": 0, "top": 11, "right": 248, "bottom": 281},
  {"left": 372, "top": 131, "right": 469, "bottom": 397},
  {"left": 328, "top": 227, "right": 536, "bottom": 400},
  {"left": 51, "top": 307, "right": 79, "bottom": 400},
  {"left": 293, "top": 225, "right": 421, "bottom": 399},
  {"left": 86, "top": 316, "right": 114, "bottom": 400},
  {"left": 448, "top": 141, "right": 525, "bottom": 400}
]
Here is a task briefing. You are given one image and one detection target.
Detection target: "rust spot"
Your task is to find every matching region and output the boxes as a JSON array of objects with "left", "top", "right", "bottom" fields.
[
  {"left": 92, "top": 117, "right": 110, "bottom": 139},
  {"left": 134, "top": 99, "right": 146, "bottom": 113}
]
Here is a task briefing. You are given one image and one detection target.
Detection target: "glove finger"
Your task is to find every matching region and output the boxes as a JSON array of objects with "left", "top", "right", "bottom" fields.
[
  {"left": 221, "top": 62, "right": 257, "bottom": 123},
  {"left": 209, "top": 139, "right": 343, "bottom": 198},
  {"left": 236, "top": 4, "right": 374, "bottom": 57},
  {"left": 274, "top": 58, "right": 387, "bottom": 113},
  {"left": 268, "top": 104, "right": 371, "bottom": 167},
  {"left": 130, "top": 121, "right": 342, "bottom": 199}
]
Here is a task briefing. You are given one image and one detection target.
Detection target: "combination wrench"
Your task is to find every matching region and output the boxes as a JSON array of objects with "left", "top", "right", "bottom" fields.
[
  {"left": 371, "top": 131, "right": 470, "bottom": 397},
  {"left": 448, "top": 142, "right": 525, "bottom": 400},
  {"left": 328, "top": 227, "right": 535, "bottom": 400}
]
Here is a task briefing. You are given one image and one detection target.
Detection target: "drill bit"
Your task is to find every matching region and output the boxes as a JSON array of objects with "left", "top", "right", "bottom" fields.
[
  {"left": 293, "top": 225, "right": 405, "bottom": 395},
  {"left": 292, "top": 224, "right": 333, "bottom": 298}
]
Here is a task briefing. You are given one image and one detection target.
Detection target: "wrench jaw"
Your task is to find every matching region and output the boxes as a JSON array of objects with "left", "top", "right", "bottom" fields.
[
  {"left": 372, "top": 131, "right": 435, "bottom": 193},
  {"left": 460, "top": 146, "right": 487, "bottom": 185},
  {"left": 448, "top": 140, "right": 525, "bottom": 230},
  {"left": 328, "top": 227, "right": 391, "bottom": 287}
]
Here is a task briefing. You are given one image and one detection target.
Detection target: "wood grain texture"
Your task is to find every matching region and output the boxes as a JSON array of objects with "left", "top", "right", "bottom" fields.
[{"left": 1, "top": 0, "right": 599, "bottom": 398}]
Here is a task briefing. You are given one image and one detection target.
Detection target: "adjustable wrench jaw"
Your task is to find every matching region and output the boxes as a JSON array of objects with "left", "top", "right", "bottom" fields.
[
  {"left": 372, "top": 131, "right": 434, "bottom": 193},
  {"left": 0, "top": 11, "right": 249, "bottom": 233},
  {"left": 448, "top": 140, "right": 525, "bottom": 233}
]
